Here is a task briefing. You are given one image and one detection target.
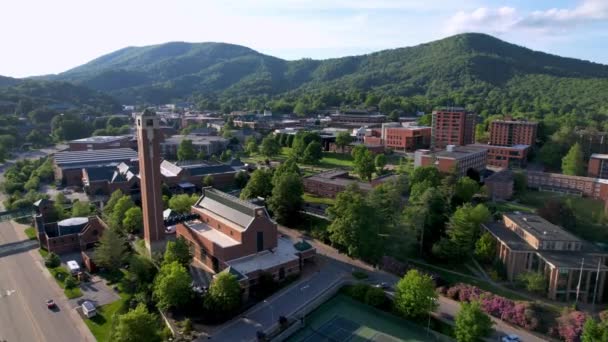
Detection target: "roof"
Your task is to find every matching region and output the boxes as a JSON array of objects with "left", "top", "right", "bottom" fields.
[
  {"left": 184, "top": 220, "right": 241, "bottom": 248},
  {"left": 470, "top": 143, "right": 529, "bottom": 151},
  {"left": 69, "top": 135, "right": 130, "bottom": 144},
  {"left": 195, "top": 188, "right": 265, "bottom": 229},
  {"left": 540, "top": 251, "right": 608, "bottom": 270},
  {"left": 491, "top": 120, "right": 538, "bottom": 126},
  {"left": 84, "top": 166, "right": 117, "bottom": 182},
  {"left": 485, "top": 170, "right": 514, "bottom": 183},
  {"left": 161, "top": 134, "right": 228, "bottom": 146},
  {"left": 227, "top": 238, "right": 300, "bottom": 276},
  {"left": 186, "top": 164, "right": 235, "bottom": 176},
  {"left": 591, "top": 154, "right": 608, "bottom": 160},
  {"left": 53, "top": 148, "right": 138, "bottom": 168},
  {"left": 483, "top": 222, "right": 534, "bottom": 252},
  {"left": 434, "top": 146, "right": 488, "bottom": 160},
  {"left": 82, "top": 301, "right": 96, "bottom": 311},
  {"left": 294, "top": 240, "right": 314, "bottom": 252},
  {"left": 504, "top": 212, "right": 581, "bottom": 243}
]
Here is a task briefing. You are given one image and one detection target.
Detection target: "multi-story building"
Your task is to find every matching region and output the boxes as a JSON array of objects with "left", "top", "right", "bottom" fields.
[
  {"left": 526, "top": 171, "right": 608, "bottom": 201},
  {"left": 483, "top": 212, "right": 608, "bottom": 303},
  {"left": 176, "top": 188, "right": 315, "bottom": 296},
  {"left": 160, "top": 134, "right": 228, "bottom": 159},
  {"left": 489, "top": 119, "right": 538, "bottom": 146},
  {"left": 415, "top": 145, "right": 488, "bottom": 177},
  {"left": 53, "top": 148, "right": 139, "bottom": 186},
  {"left": 470, "top": 144, "right": 530, "bottom": 169},
  {"left": 363, "top": 123, "right": 431, "bottom": 152},
  {"left": 588, "top": 154, "right": 608, "bottom": 179},
  {"left": 67, "top": 135, "right": 136, "bottom": 151},
  {"left": 431, "top": 108, "right": 476, "bottom": 148},
  {"left": 329, "top": 110, "right": 386, "bottom": 128},
  {"left": 484, "top": 170, "right": 514, "bottom": 200},
  {"left": 303, "top": 170, "right": 398, "bottom": 198}
]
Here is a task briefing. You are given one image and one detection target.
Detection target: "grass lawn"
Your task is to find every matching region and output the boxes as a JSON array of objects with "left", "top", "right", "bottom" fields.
[
  {"left": 38, "top": 248, "right": 49, "bottom": 258},
  {"left": 49, "top": 266, "right": 83, "bottom": 299},
  {"left": 24, "top": 227, "right": 37, "bottom": 240},
  {"left": 303, "top": 193, "right": 335, "bottom": 206},
  {"left": 319, "top": 152, "right": 354, "bottom": 169},
  {"left": 84, "top": 292, "right": 130, "bottom": 342}
]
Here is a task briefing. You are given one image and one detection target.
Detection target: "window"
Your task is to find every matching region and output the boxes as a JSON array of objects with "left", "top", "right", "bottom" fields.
[{"left": 257, "top": 232, "right": 264, "bottom": 252}]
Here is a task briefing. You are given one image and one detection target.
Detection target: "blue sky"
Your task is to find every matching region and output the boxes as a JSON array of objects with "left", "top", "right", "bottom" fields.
[{"left": 1, "top": 0, "right": 607, "bottom": 77}]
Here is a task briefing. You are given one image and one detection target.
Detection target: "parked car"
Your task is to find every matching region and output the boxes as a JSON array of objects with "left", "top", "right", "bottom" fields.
[
  {"left": 501, "top": 334, "right": 521, "bottom": 342},
  {"left": 46, "top": 299, "right": 56, "bottom": 309}
]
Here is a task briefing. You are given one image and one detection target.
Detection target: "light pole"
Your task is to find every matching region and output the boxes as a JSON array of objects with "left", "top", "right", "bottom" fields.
[
  {"left": 299, "top": 284, "right": 310, "bottom": 326},
  {"left": 426, "top": 296, "right": 437, "bottom": 337},
  {"left": 263, "top": 300, "right": 275, "bottom": 325}
]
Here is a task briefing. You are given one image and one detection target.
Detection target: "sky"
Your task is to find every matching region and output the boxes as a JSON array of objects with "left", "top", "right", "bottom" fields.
[{"left": 1, "top": 0, "right": 607, "bottom": 77}]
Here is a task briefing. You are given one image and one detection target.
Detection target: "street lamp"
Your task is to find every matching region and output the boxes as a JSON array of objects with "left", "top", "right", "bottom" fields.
[
  {"left": 426, "top": 296, "right": 437, "bottom": 337},
  {"left": 299, "top": 284, "right": 310, "bottom": 326},
  {"left": 263, "top": 300, "right": 275, "bottom": 324}
]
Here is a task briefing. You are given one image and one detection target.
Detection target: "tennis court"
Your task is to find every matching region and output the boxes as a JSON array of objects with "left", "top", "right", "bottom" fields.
[{"left": 287, "top": 294, "right": 433, "bottom": 342}]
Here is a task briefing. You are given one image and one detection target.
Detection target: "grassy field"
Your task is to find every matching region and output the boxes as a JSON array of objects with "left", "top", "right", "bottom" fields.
[
  {"left": 84, "top": 292, "right": 129, "bottom": 342},
  {"left": 49, "top": 266, "right": 83, "bottom": 299},
  {"left": 303, "top": 193, "right": 335, "bottom": 206},
  {"left": 319, "top": 152, "right": 354, "bottom": 169},
  {"left": 24, "top": 227, "right": 37, "bottom": 240},
  {"left": 287, "top": 294, "right": 434, "bottom": 341}
]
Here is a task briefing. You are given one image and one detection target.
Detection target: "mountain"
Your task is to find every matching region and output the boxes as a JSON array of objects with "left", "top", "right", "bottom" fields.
[
  {"left": 48, "top": 33, "right": 608, "bottom": 112},
  {"left": 0, "top": 75, "right": 21, "bottom": 88}
]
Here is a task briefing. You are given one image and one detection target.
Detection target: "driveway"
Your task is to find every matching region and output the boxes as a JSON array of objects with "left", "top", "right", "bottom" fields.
[{"left": 69, "top": 276, "right": 121, "bottom": 309}]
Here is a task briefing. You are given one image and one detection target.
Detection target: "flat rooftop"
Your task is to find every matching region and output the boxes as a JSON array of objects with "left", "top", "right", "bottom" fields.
[
  {"left": 184, "top": 220, "right": 241, "bottom": 248},
  {"left": 504, "top": 212, "right": 581, "bottom": 243},
  {"left": 485, "top": 170, "right": 513, "bottom": 183},
  {"left": 484, "top": 222, "right": 534, "bottom": 252},
  {"left": 227, "top": 237, "right": 299, "bottom": 276},
  {"left": 434, "top": 146, "right": 488, "bottom": 160},
  {"left": 162, "top": 135, "right": 228, "bottom": 145},
  {"left": 591, "top": 154, "right": 608, "bottom": 160},
  {"left": 470, "top": 143, "right": 529, "bottom": 151},
  {"left": 53, "top": 148, "right": 138, "bottom": 168},
  {"left": 492, "top": 120, "right": 538, "bottom": 125},
  {"left": 69, "top": 135, "right": 130, "bottom": 144}
]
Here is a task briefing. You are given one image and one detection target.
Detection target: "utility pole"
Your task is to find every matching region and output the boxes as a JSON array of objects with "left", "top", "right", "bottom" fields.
[
  {"left": 592, "top": 258, "right": 602, "bottom": 312},
  {"left": 575, "top": 258, "right": 584, "bottom": 305}
]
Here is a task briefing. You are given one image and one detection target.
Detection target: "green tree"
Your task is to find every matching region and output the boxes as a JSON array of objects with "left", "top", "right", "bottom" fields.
[
  {"left": 112, "top": 304, "right": 161, "bottom": 342},
  {"left": 234, "top": 171, "right": 249, "bottom": 189},
  {"left": 352, "top": 146, "right": 375, "bottom": 181},
  {"left": 268, "top": 172, "right": 303, "bottom": 225},
  {"left": 454, "top": 301, "right": 493, "bottom": 342},
  {"left": 562, "top": 142, "right": 585, "bottom": 176},
  {"left": 260, "top": 135, "right": 280, "bottom": 157},
  {"left": 203, "top": 175, "right": 214, "bottom": 187},
  {"left": 582, "top": 317, "right": 608, "bottom": 342},
  {"left": 240, "top": 169, "right": 273, "bottom": 199},
  {"left": 403, "top": 187, "right": 448, "bottom": 254},
  {"left": 394, "top": 269, "right": 438, "bottom": 319},
  {"left": 245, "top": 139, "right": 258, "bottom": 155},
  {"left": 64, "top": 275, "right": 78, "bottom": 289},
  {"left": 122, "top": 207, "right": 143, "bottom": 233},
  {"left": 128, "top": 255, "right": 157, "bottom": 285},
  {"left": 291, "top": 132, "right": 321, "bottom": 160},
  {"left": 109, "top": 196, "right": 135, "bottom": 231},
  {"left": 177, "top": 139, "right": 196, "bottom": 161},
  {"left": 364, "top": 286, "right": 387, "bottom": 308},
  {"left": 409, "top": 166, "right": 441, "bottom": 188},
  {"left": 103, "top": 190, "right": 124, "bottom": 218},
  {"left": 220, "top": 149, "right": 232, "bottom": 162},
  {"left": 335, "top": 132, "right": 352, "bottom": 152},
  {"left": 169, "top": 194, "right": 197, "bottom": 213},
  {"left": 153, "top": 261, "right": 192, "bottom": 311},
  {"left": 440, "top": 204, "right": 491, "bottom": 259},
  {"left": 163, "top": 237, "right": 192, "bottom": 267},
  {"left": 206, "top": 272, "right": 241, "bottom": 314},
  {"left": 374, "top": 154, "right": 387, "bottom": 174},
  {"left": 327, "top": 185, "right": 383, "bottom": 263},
  {"left": 513, "top": 171, "right": 527, "bottom": 193},
  {"left": 93, "top": 228, "right": 128, "bottom": 271},
  {"left": 302, "top": 141, "right": 323, "bottom": 164},
  {"left": 474, "top": 232, "right": 496, "bottom": 263},
  {"left": 454, "top": 177, "right": 480, "bottom": 203},
  {"left": 71, "top": 201, "right": 92, "bottom": 217},
  {"left": 24, "top": 176, "right": 40, "bottom": 191},
  {"left": 516, "top": 272, "right": 546, "bottom": 294}
]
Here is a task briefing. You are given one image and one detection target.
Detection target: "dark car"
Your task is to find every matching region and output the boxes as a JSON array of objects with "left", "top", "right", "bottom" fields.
[{"left": 46, "top": 299, "right": 56, "bottom": 309}]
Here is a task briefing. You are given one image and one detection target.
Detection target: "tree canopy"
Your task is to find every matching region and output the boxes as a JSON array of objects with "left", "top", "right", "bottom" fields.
[
  {"left": 394, "top": 269, "right": 438, "bottom": 319},
  {"left": 153, "top": 261, "right": 193, "bottom": 311},
  {"left": 454, "top": 301, "right": 493, "bottom": 342},
  {"left": 206, "top": 272, "right": 241, "bottom": 314},
  {"left": 112, "top": 304, "right": 161, "bottom": 342}
]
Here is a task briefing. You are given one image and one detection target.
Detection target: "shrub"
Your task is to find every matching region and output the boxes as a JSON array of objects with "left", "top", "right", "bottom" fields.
[
  {"left": 554, "top": 310, "right": 587, "bottom": 342},
  {"left": 364, "top": 287, "right": 386, "bottom": 308},
  {"left": 516, "top": 272, "right": 546, "bottom": 294},
  {"left": 45, "top": 252, "right": 61, "bottom": 268},
  {"left": 346, "top": 284, "right": 370, "bottom": 301},
  {"left": 182, "top": 318, "right": 193, "bottom": 335},
  {"left": 64, "top": 275, "right": 78, "bottom": 289}
]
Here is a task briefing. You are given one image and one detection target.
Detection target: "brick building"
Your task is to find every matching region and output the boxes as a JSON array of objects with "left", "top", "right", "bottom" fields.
[
  {"left": 329, "top": 110, "right": 386, "bottom": 128},
  {"left": 160, "top": 134, "right": 228, "bottom": 159},
  {"left": 489, "top": 119, "right": 538, "bottom": 146},
  {"left": 484, "top": 170, "right": 514, "bottom": 200},
  {"left": 415, "top": 145, "right": 487, "bottom": 177},
  {"left": 53, "top": 148, "right": 139, "bottom": 186},
  {"left": 470, "top": 144, "right": 530, "bottom": 169},
  {"left": 526, "top": 171, "right": 608, "bottom": 201},
  {"left": 483, "top": 212, "right": 608, "bottom": 303},
  {"left": 176, "top": 188, "right": 315, "bottom": 295},
  {"left": 363, "top": 123, "right": 431, "bottom": 152},
  {"left": 431, "top": 108, "right": 476, "bottom": 148},
  {"left": 588, "top": 154, "right": 608, "bottom": 179},
  {"left": 67, "top": 135, "right": 136, "bottom": 151},
  {"left": 303, "top": 170, "right": 399, "bottom": 198}
]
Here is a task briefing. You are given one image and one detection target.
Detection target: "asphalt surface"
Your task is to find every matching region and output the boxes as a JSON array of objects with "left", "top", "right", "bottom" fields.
[{"left": 0, "top": 221, "right": 94, "bottom": 342}]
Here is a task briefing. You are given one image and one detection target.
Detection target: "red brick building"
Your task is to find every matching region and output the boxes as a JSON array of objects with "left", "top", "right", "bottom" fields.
[
  {"left": 588, "top": 154, "right": 608, "bottom": 179},
  {"left": 431, "top": 108, "right": 476, "bottom": 148},
  {"left": 470, "top": 144, "right": 530, "bottom": 169},
  {"left": 484, "top": 170, "right": 514, "bottom": 200},
  {"left": 489, "top": 119, "right": 537, "bottom": 146},
  {"left": 526, "top": 171, "right": 608, "bottom": 201},
  {"left": 176, "top": 188, "right": 315, "bottom": 293},
  {"left": 415, "top": 145, "right": 487, "bottom": 177},
  {"left": 53, "top": 148, "right": 139, "bottom": 186},
  {"left": 303, "top": 170, "right": 399, "bottom": 198}
]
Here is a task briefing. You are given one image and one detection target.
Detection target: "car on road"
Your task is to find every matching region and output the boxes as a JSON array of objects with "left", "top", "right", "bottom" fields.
[
  {"left": 373, "top": 282, "right": 389, "bottom": 289},
  {"left": 501, "top": 334, "right": 521, "bottom": 342},
  {"left": 46, "top": 299, "right": 56, "bottom": 309}
]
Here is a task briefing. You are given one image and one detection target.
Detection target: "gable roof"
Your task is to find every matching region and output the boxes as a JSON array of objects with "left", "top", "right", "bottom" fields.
[
  {"left": 195, "top": 188, "right": 265, "bottom": 229},
  {"left": 54, "top": 148, "right": 138, "bottom": 169}
]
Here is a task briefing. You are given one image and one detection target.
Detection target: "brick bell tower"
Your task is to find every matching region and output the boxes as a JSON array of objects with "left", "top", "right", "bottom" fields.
[{"left": 136, "top": 109, "right": 165, "bottom": 255}]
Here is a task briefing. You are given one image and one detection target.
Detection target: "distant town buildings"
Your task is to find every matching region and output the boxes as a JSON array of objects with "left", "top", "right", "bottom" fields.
[
  {"left": 415, "top": 145, "right": 487, "bottom": 177},
  {"left": 329, "top": 109, "right": 386, "bottom": 128},
  {"left": 160, "top": 135, "right": 228, "bottom": 159},
  {"left": 483, "top": 212, "right": 608, "bottom": 302},
  {"left": 431, "top": 108, "right": 476, "bottom": 148}
]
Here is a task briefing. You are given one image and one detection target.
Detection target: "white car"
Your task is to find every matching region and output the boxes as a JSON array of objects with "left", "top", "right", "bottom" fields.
[{"left": 501, "top": 334, "right": 521, "bottom": 342}]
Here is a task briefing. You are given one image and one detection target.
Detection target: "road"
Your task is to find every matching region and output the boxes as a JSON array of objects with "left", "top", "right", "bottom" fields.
[{"left": 0, "top": 221, "right": 94, "bottom": 342}]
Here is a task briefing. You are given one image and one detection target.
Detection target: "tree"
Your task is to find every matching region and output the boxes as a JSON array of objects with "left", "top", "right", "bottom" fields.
[
  {"left": 45, "top": 252, "right": 61, "bottom": 268},
  {"left": 268, "top": 172, "right": 303, "bottom": 225},
  {"left": 169, "top": 193, "right": 197, "bottom": 213},
  {"left": 327, "top": 185, "right": 383, "bottom": 263},
  {"left": 537, "top": 199, "right": 576, "bottom": 230},
  {"left": 103, "top": 190, "right": 124, "bottom": 218},
  {"left": 562, "top": 142, "right": 584, "bottom": 176},
  {"left": 64, "top": 275, "right": 78, "bottom": 289},
  {"left": 203, "top": 175, "right": 214, "bottom": 187},
  {"left": 582, "top": 317, "right": 608, "bottom": 342},
  {"left": 207, "top": 272, "right": 241, "bottom": 314},
  {"left": 234, "top": 171, "right": 249, "bottom": 189},
  {"left": 301, "top": 141, "right": 322, "bottom": 164},
  {"left": 409, "top": 166, "right": 441, "bottom": 188},
  {"left": 364, "top": 286, "right": 387, "bottom": 308},
  {"left": 513, "top": 171, "right": 527, "bottom": 193},
  {"left": 394, "top": 269, "right": 438, "bottom": 319},
  {"left": 454, "top": 301, "right": 493, "bottom": 342},
  {"left": 474, "top": 232, "right": 496, "bottom": 263},
  {"left": 440, "top": 204, "right": 491, "bottom": 258},
  {"left": 245, "top": 138, "right": 258, "bottom": 155},
  {"left": 240, "top": 169, "right": 273, "bottom": 199},
  {"left": 163, "top": 237, "right": 192, "bottom": 267},
  {"left": 403, "top": 187, "right": 448, "bottom": 254},
  {"left": 24, "top": 176, "right": 40, "bottom": 191},
  {"left": 260, "top": 135, "right": 280, "bottom": 157},
  {"left": 153, "top": 261, "right": 192, "bottom": 311},
  {"left": 291, "top": 132, "right": 321, "bottom": 159},
  {"left": 112, "top": 304, "right": 161, "bottom": 342},
  {"left": 109, "top": 196, "right": 135, "bottom": 231},
  {"left": 454, "top": 177, "right": 480, "bottom": 204},
  {"left": 93, "top": 228, "right": 128, "bottom": 271},
  {"left": 177, "top": 139, "right": 196, "bottom": 161},
  {"left": 374, "top": 154, "right": 387, "bottom": 174},
  {"left": 516, "top": 272, "right": 546, "bottom": 294},
  {"left": 335, "top": 132, "right": 352, "bottom": 152},
  {"left": 129, "top": 255, "right": 157, "bottom": 285},
  {"left": 71, "top": 201, "right": 92, "bottom": 217},
  {"left": 352, "top": 146, "right": 375, "bottom": 181},
  {"left": 122, "top": 207, "right": 143, "bottom": 233}
]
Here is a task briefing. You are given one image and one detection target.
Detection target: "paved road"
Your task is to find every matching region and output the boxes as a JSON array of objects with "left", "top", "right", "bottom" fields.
[{"left": 0, "top": 221, "right": 94, "bottom": 342}]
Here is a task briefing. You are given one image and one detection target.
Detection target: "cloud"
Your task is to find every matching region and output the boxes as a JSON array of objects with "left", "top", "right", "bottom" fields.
[{"left": 445, "top": 0, "right": 608, "bottom": 35}]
